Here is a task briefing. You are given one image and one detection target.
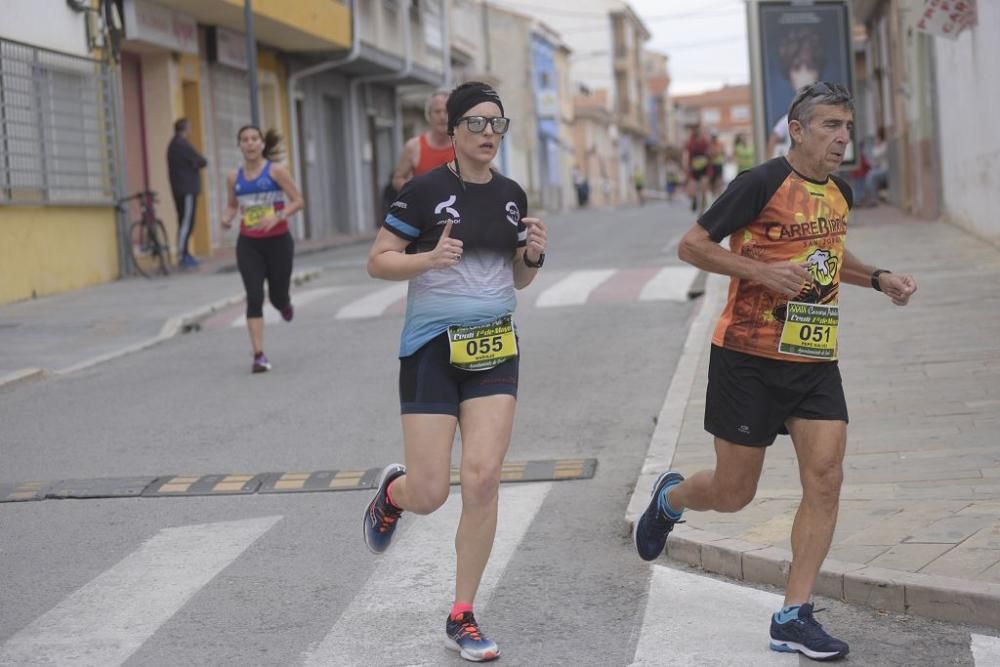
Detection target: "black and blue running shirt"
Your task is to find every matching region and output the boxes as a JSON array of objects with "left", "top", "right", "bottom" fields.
[{"left": 383, "top": 165, "right": 528, "bottom": 357}]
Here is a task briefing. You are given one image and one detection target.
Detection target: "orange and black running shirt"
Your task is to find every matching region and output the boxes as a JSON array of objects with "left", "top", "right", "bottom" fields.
[{"left": 698, "top": 157, "right": 853, "bottom": 362}]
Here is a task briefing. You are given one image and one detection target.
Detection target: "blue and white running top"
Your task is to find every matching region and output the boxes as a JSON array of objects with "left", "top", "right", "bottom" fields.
[
  {"left": 234, "top": 160, "right": 288, "bottom": 238},
  {"left": 383, "top": 165, "right": 528, "bottom": 357}
]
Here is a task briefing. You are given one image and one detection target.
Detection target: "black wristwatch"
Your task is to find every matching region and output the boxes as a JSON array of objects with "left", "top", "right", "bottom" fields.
[
  {"left": 524, "top": 252, "right": 545, "bottom": 269},
  {"left": 871, "top": 269, "right": 891, "bottom": 292}
]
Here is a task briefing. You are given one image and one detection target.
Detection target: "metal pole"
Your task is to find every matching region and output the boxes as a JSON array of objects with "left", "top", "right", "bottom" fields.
[{"left": 244, "top": 0, "right": 261, "bottom": 126}]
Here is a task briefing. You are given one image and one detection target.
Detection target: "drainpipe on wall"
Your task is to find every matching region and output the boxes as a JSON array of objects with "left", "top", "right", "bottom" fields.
[
  {"left": 348, "top": 0, "right": 414, "bottom": 233},
  {"left": 286, "top": 0, "right": 359, "bottom": 239}
]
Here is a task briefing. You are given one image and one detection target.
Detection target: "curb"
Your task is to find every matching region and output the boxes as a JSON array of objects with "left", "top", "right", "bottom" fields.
[
  {"left": 623, "top": 272, "right": 1000, "bottom": 630},
  {"left": 0, "top": 367, "right": 47, "bottom": 390},
  {"left": 49, "top": 268, "right": 322, "bottom": 378}
]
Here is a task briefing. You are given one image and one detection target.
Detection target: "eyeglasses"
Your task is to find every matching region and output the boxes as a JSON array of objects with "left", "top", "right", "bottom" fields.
[
  {"left": 457, "top": 116, "right": 510, "bottom": 134},
  {"left": 788, "top": 81, "right": 851, "bottom": 121}
]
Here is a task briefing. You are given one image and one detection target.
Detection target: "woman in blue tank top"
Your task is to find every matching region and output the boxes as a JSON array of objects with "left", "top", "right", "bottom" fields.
[{"left": 221, "top": 126, "right": 305, "bottom": 373}]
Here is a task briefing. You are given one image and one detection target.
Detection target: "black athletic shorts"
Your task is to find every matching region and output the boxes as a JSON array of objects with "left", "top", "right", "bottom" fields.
[
  {"left": 399, "top": 332, "right": 519, "bottom": 416},
  {"left": 704, "top": 345, "right": 849, "bottom": 447}
]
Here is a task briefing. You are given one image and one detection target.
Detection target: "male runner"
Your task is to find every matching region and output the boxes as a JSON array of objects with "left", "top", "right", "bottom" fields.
[{"left": 634, "top": 82, "right": 917, "bottom": 662}]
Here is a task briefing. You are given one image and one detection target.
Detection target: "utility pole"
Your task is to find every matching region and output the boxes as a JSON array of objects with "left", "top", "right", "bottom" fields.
[{"left": 244, "top": 0, "right": 261, "bottom": 126}]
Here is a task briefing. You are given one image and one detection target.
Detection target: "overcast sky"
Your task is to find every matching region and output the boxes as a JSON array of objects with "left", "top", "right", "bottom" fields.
[
  {"left": 629, "top": 0, "right": 750, "bottom": 95},
  {"left": 488, "top": 0, "right": 752, "bottom": 96}
]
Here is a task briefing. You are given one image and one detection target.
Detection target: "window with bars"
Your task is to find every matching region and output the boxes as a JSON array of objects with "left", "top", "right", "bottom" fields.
[{"left": 0, "top": 38, "right": 116, "bottom": 205}]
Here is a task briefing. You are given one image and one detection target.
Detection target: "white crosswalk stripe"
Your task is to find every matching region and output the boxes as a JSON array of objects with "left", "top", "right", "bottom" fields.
[
  {"left": 335, "top": 283, "right": 408, "bottom": 320},
  {"left": 631, "top": 565, "right": 796, "bottom": 666},
  {"left": 0, "top": 516, "right": 281, "bottom": 667},
  {"left": 535, "top": 269, "right": 616, "bottom": 308},
  {"left": 972, "top": 633, "right": 1000, "bottom": 665},
  {"left": 638, "top": 266, "right": 700, "bottom": 302},
  {"left": 320, "top": 266, "right": 697, "bottom": 322},
  {"left": 302, "top": 483, "right": 551, "bottom": 666}
]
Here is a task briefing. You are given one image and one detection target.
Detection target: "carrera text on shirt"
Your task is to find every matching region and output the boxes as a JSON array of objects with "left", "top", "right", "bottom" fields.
[
  {"left": 698, "top": 157, "right": 853, "bottom": 362},
  {"left": 383, "top": 166, "right": 528, "bottom": 357}
]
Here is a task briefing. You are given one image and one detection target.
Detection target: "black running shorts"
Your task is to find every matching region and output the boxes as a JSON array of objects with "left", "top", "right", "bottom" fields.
[
  {"left": 399, "top": 332, "right": 519, "bottom": 416},
  {"left": 704, "top": 345, "right": 849, "bottom": 447}
]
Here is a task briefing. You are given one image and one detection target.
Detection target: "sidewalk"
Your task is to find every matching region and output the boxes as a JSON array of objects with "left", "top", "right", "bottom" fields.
[
  {"left": 0, "top": 233, "right": 371, "bottom": 386},
  {"left": 627, "top": 207, "right": 1000, "bottom": 628}
]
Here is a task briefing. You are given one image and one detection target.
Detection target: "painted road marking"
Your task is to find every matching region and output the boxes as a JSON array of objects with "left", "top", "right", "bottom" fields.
[
  {"left": 630, "top": 565, "right": 796, "bottom": 666},
  {"left": 302, "top": 483, "right": 551, "bottom": 666},
  {"left": 972, "top": 633, "right": 1000, "bottom": 665},
  {"left": 638, "top": 266, "right": 700, "bottom": 302},
  {"left": 335, "top": 283, "right": 408, "bottom": 320},
  {"left": 0, "top": 516, "right": 281, "bottom": 667},
  {"left": 535, "top": 269, "right": 616, "bottom": 307}
]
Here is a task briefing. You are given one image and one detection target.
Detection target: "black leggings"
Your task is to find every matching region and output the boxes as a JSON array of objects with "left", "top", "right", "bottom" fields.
[{"left": 236, "top": 232, "right": 294, "bottom": 318}]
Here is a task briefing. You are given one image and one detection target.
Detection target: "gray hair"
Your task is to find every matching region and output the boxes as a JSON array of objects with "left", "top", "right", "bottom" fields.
[
  {"left": 787, "top": 82, "right": 854, "bottom": 146},
  {"left": 424, "top": 89, "right": 451, "bottom": 119}
]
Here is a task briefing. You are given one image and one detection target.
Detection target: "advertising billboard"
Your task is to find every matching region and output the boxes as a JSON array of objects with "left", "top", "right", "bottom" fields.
[{"left": 748, "top": 0, "right": 855, "bottom": 165}]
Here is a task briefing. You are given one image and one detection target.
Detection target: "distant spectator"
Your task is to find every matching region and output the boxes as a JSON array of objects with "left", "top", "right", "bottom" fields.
[
  {"left": 167, "top": 118, "right": 207, "bottom": 269},
  {"left": 860, "top": 127, "right": 889, "bottom": 207},
  {"left": 572, "top": 165, "right": 590, "bottom": 207}
]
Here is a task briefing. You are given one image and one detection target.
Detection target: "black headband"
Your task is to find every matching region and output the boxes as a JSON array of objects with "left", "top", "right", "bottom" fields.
[{"left": 447, "top": 83, "right": 505, "bottom": 135}]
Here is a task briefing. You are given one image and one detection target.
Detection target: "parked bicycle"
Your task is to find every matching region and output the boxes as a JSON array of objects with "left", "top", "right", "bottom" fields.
[{"left": 119, "top": 190, "right": 171, "bottom": 277}]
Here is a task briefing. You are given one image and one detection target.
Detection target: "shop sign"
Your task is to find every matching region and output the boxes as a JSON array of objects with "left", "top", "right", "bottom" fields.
[
  {"left": 123, "top": 0, "right": 197, "bottom": 54},
  {"left": 213, "top": 27, "right": 249, "bottom": 71},
  {"left": 915, "top": 0, "right": 977, "bottom": 40}
]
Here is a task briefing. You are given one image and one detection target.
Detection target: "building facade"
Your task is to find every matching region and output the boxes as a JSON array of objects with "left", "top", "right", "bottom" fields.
[
  {"left": 0, "top": 0, "right": 120, "bottom": 304},
  {"left": 672, "top": 84, "right": 754, "bottom": 157},
  {"left": 643, "top": 50, "right": 672, "bottom": 191},
  {"left": 853, "top": 0, "right": 997, "bottom": 241},
  {"left": 0, "top": 0, "right": 354, "bottom": 305},
  {"left": 291, "top": 0, "right": 447, "bottom": 237}
]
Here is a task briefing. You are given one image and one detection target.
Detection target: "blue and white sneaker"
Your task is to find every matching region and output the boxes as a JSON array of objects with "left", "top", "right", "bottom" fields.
[
  {"left": 769, "top": 603, "right": 849, "bottom": 661},
  {"left": 445, "top": 612, "right": 499, "bottom": 662},
  {"left": 362, "top": 463, "right": 406, "bottom": 554},
  {"left": 633, "top": 471, "right": 685, "bottom": 561}
]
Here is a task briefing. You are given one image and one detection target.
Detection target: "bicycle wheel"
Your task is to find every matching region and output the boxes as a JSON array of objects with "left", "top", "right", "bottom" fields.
[
  {"left": 128, "top": 220, "right": 172, "bottom": 277},
  {"left": 151, "top": 219, "right": 171, "bottom": 276},
  {"left": 128, "top": 220, "right": 153, "bottom": 278}
]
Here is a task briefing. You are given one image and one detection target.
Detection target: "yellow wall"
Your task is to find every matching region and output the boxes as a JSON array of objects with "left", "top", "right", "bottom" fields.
[
  {"left": 0, "top": 207, "right": 119, "bottom": 305},
  {"left": 140, "top": 52, "right": 179, "bottom": 258},
  {"left": 221, "top": 0, "right": 351, "bottom": 48},
  {"left": 258, "top": 51, "right": 293, "bottom": 176}
]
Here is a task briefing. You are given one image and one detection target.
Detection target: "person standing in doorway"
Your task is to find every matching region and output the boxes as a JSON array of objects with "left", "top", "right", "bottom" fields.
[
  {"left": 167, "top": 118, "right": 208, "bottom": 269},
  {"left": 363, "top": 82, "right": 547, "bottom": 663},
  {"left": 391, "top": 89, "right": 456, "bottom": 192},
  {"left": 634, "top": 83, "right": 917, "bottom": 661},
  {"left": 221, "top": 126, "right": 305, "bottom": 374}
]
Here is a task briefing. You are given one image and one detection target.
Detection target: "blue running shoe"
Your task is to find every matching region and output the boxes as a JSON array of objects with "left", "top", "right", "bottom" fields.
[
  {"left": 769, "top": 603, "right": 849, "bottom": 661},
  {"left": 633, "top": 471, "right": 685, "bottom": 561},
  {"left": 363, "top": 463, "right": 406, "bottom": 554},
  {"left": 280, "top": 303, "right": 294, "bottom": 322},
  {"left": 445, "top": 612, "right": 499, "bottom": 662}
]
